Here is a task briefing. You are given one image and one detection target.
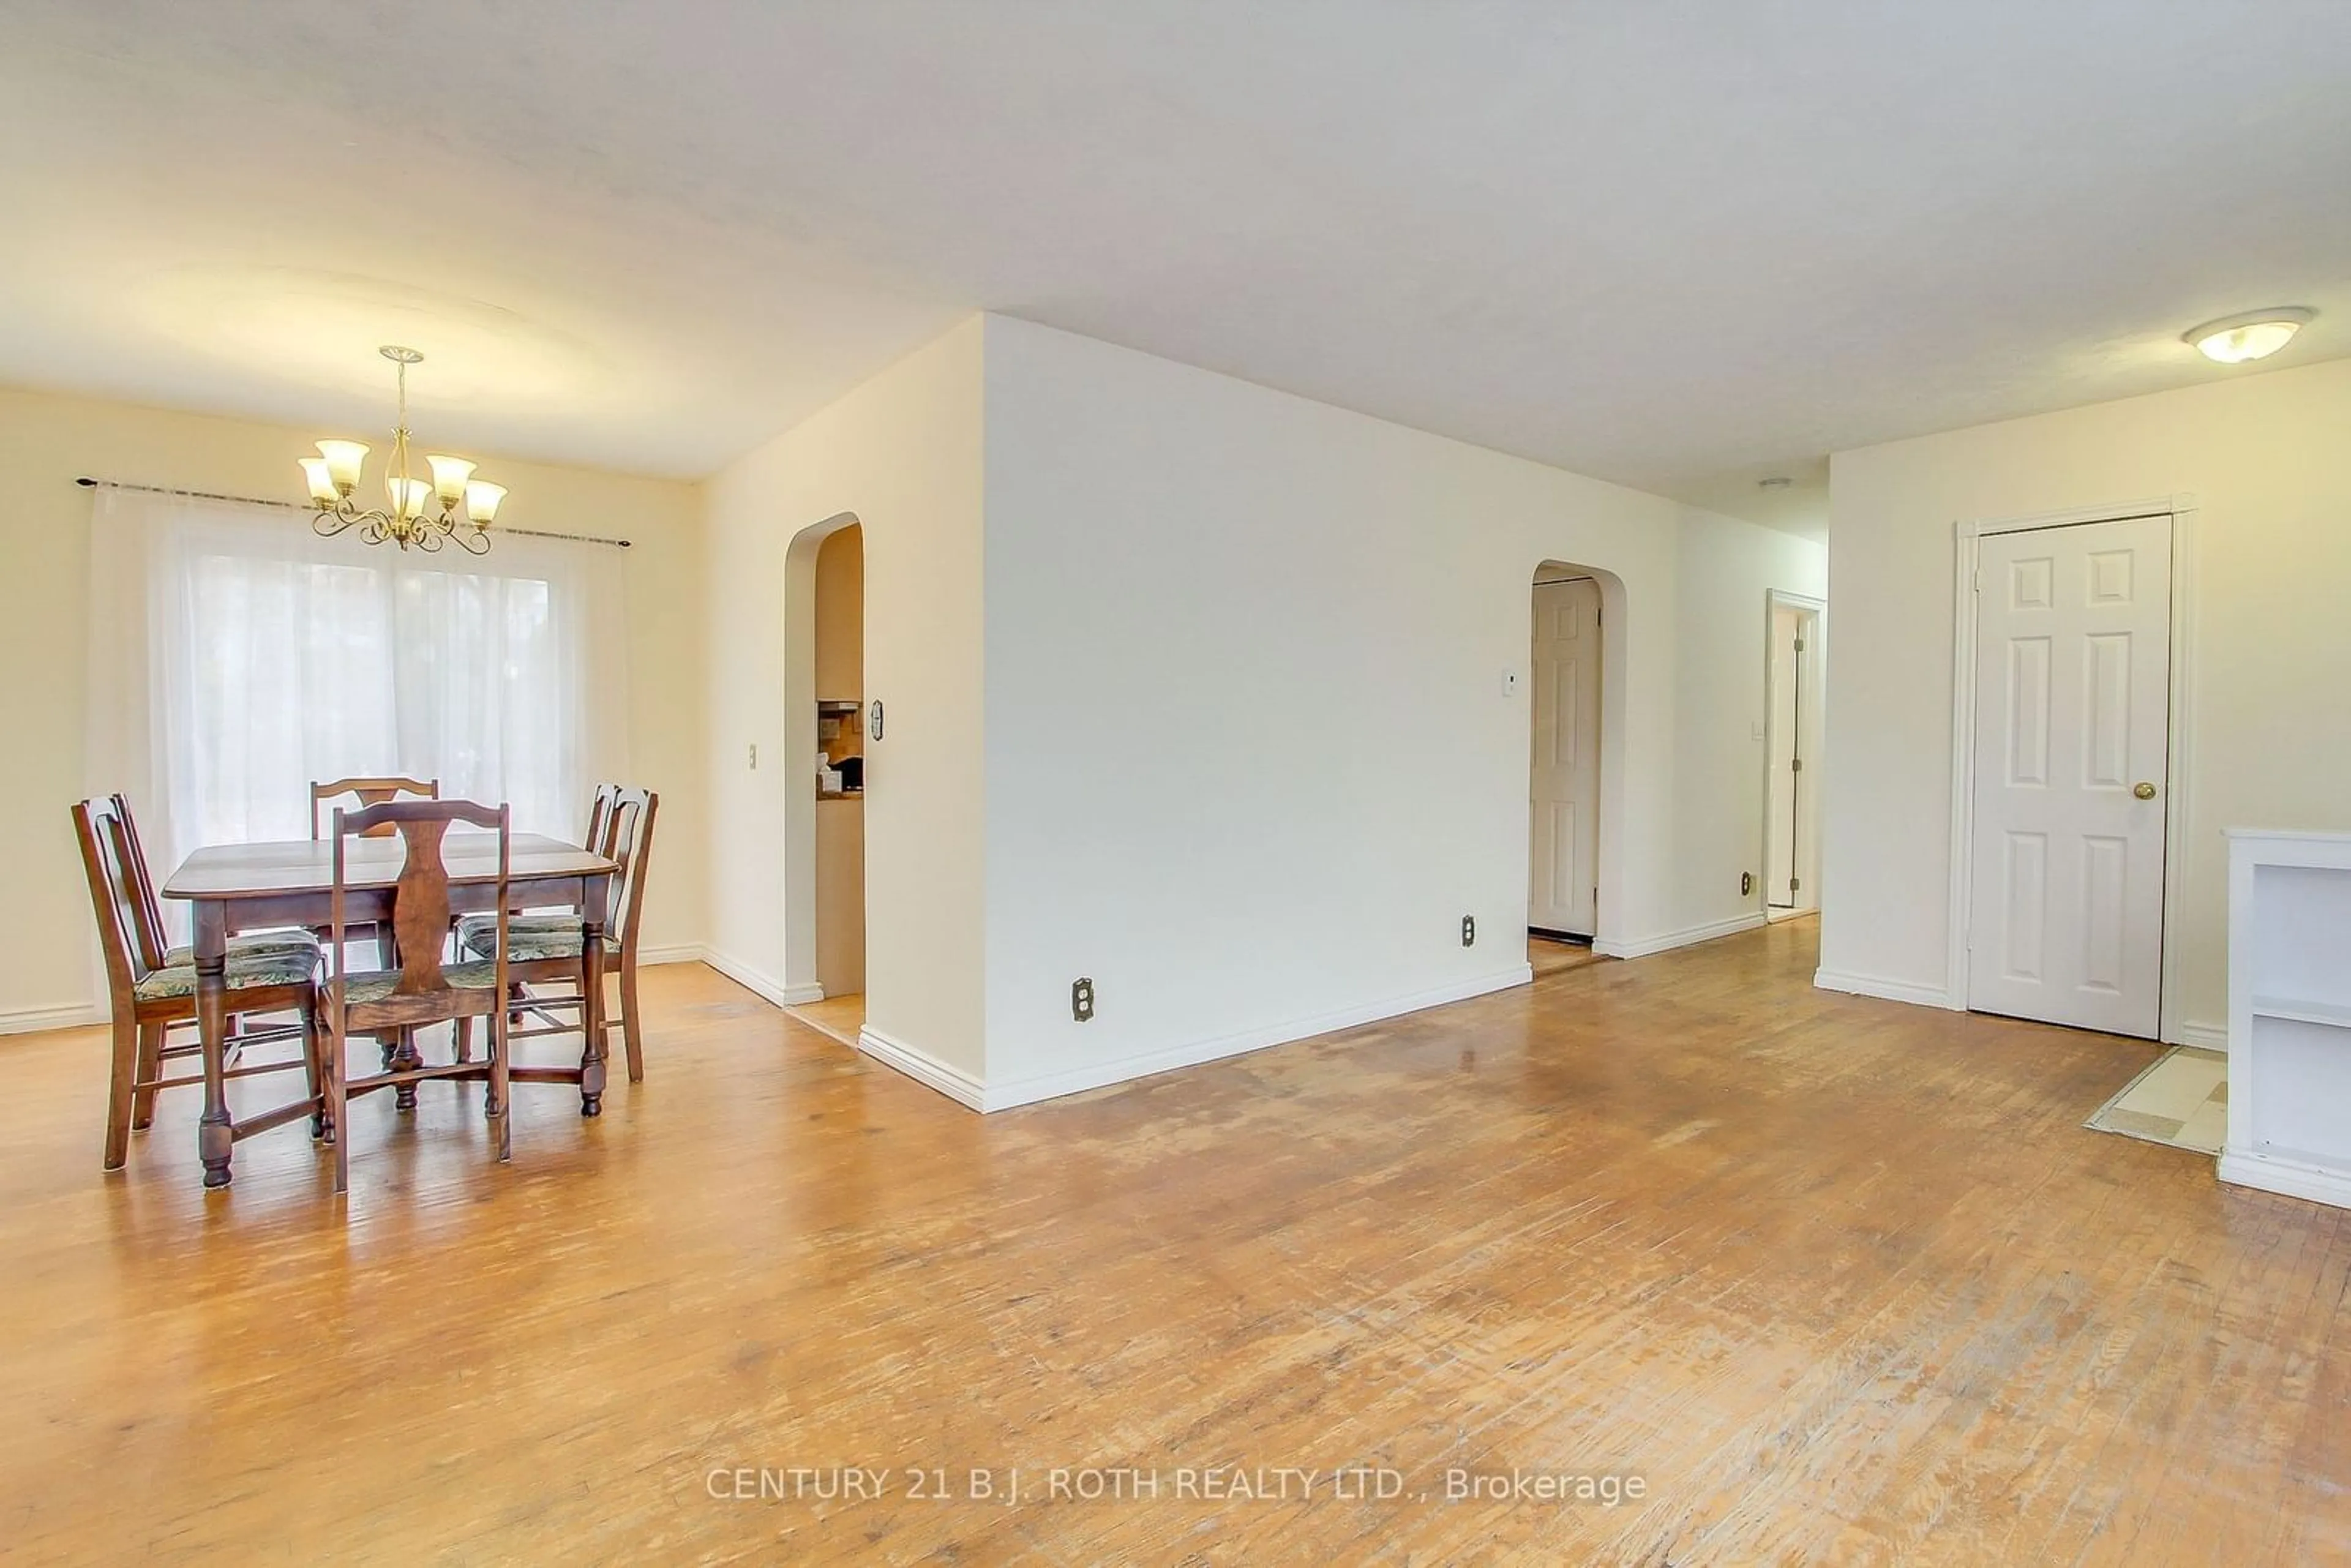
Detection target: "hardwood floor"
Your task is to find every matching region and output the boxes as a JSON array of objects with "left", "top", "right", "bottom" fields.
[
  {"left": 2, "top": 920, "right": 2345, "bottom": 1564},
  {"left": 1529, "top": 930, "right": 1608, "bottom": 978},
  {"left": 784, "top": 989, "right": 866, "bottom": 1049}
]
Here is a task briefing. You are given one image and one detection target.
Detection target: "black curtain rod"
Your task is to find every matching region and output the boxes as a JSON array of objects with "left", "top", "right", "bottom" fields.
[{"left": 74, "top": 476, "right": 632, "bottom": 549}]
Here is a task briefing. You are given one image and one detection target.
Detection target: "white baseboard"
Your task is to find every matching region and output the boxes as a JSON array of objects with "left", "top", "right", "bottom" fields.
[
  {"left": 636, "top": 942, "right": 708, "bottom": 968},
  {"left": 1813, "top": 968, "right": 1956, "bottom": 1010},
  {"left": 2219, "top": 1147, "right": 2351, "bottom": 1210},
  {"left": 975, "top": 964, "right": 1535, "bottom": 1113},
  {"left": 856, "top": 1025, "right": 987, "bottom": 1111},
  {"left": 0, "top": 1002, "right": 105, "bottom": 1037},
  {"left": 1809, "top": 975, "right": 2231, "bottom": 1046},
  {"left": 700, "top": 947, "right": 824, "bottom": 1008},
  {"left": 2173, "top": 1020, "right": 2228, "bottom": 1052},
  {"left": 1596, "top": 912, "right": 1766, "bottom": 961}
]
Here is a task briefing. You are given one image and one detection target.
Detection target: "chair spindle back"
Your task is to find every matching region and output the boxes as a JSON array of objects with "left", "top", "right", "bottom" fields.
[
  {"left": 330, "top": 799, "right": 508, "bottom": 999},
  {"left": 312, "top": 776, "right": 440, "bottom": 840},
  {"left": 69, "top": 798, "right": 157, "bottom": 1001},
  {"left": 599, "top": 787, "right": 660, "bottom": 951}
]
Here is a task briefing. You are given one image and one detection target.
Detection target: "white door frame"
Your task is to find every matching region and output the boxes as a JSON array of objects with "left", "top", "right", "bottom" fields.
[
  {"left": 1945, "top": 493, "right": 2199, "bottom": 1041},
  {"left": 1762, "top": 588, "right": 1826, "bottom": 917}
]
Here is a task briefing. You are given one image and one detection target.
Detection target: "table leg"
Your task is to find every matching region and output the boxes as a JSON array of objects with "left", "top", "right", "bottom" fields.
[
  {"left": 377, "top": 923, "right": 422, "bottom": 1108},
  {"left": 194, "top": 902, "right": 234, "bottom": 1188},
  {"left": 579, "top": 879, "right": 609, "bottom": 1117}
]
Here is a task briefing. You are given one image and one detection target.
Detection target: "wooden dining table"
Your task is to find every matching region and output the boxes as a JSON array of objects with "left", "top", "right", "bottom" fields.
[{"left": 162, "top": 833, "right": 618, "bottom": 1188}]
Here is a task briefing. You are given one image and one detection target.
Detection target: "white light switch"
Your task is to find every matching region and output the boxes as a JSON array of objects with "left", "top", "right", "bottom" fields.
[{"left": 1501, "top": 669, "right": 1522, "bottom": 698}]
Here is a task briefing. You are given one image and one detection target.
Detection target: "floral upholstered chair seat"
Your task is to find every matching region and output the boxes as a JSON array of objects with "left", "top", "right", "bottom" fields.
[
  {"left": 455, "top": 912, "right": 618, "bottom": 964},
  {"left": 133, "top": 945, "right": 321, "bottom": 1003},
  {"left": 337, "top": 961, "right": 506, "bottom": 1003},
  {"left": 162, "top": 929, "right": 321, "bottom": 968}
]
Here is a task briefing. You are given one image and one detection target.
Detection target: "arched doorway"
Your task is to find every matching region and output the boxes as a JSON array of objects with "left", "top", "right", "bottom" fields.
[
  {"left": 1528, "top": 558, "right": 1626, "bottom": 970},
  {"left": 778, "top": 511, "right": 866, "bottom": 1046}
]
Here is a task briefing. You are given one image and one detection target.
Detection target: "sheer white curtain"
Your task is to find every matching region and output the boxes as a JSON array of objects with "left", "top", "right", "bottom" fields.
[{"left": 86, "top": 488, "right": 629, "bottom": 907}]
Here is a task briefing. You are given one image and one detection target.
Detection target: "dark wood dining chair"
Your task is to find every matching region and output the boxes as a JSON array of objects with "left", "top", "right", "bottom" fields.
[
  {"left": 110, "top": 793, "right": 317, "bottom": 969},
  {"left": 72, "top": 798, "right": 325, "bottom": 1172},
  {"left": 456, "top": 786, "right": 658, "bottom": 1083},
  {"left": 310, "top": 776, "right": 440, "bottom": 839},
  {"left": 107, "top": 793, "right": 318, "bottom": 1131},
  {"left": 318, "top": 799, "right": 514, "bottom": 1194},
  {"left": 583, "top": 781, "right": 621, "bottom": 863},
  {"left": 309, "top": 776, "right": 439, "bottom": 1005}
]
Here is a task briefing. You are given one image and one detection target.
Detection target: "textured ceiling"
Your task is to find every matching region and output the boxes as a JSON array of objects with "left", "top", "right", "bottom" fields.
[{"left": 4, "top": 2, "right": 2348, "bottom": 534}]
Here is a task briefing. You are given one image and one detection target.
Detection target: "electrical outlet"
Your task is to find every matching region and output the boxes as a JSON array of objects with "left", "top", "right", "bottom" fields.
[
  {"left": 1071, "top": 977, "right": 1095, "bottom": 1022},
  {"left": 1461, "top": 915, "right": 1476, "bottom": 947},
  {"left": 1741, "top": 871, "right": 1754, "bottom": 897},
  {"left": 748, "top": 743, "right": 758, "bottom": 770}
]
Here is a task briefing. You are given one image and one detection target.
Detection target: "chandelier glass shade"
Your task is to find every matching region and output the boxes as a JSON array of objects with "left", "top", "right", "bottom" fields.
[{"left": 302, "top": 346, "right": 506, "bottom": 553}]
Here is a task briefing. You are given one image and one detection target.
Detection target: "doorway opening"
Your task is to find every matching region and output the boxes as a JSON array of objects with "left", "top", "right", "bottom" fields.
[
  {"left": 1764, "top": 591, "right": 1824, "bottom": 921},
  {"left": 806, "top": 523, "right": 866, "bottom": 1041},
  {"left": 1528, "top": 561, "right": 1611, "bottom": 979},
  {"left": 778, "top": 512, "right": 868, "bottom": 1051}
]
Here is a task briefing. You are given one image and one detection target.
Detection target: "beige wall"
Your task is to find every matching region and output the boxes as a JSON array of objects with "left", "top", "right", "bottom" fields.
[
  {"left": 980, "top": 316, "right": 1826, "bottom": 1105},
  {"left": 700, "top": 318, "right": 986, "bottom": 1077},
  {"left": 1822, "top": 355, "right": 2351, "bottom": 1036},
  {"left": 699, "top": 313, "right": 1824, "bottom": 1105},
  {"left": 0, "top": 383, "right": 708, "bottom": 1029}
]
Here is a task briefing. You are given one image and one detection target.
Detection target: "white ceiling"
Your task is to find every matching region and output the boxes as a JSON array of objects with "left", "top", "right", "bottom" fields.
[{"left": 4, "top": 3, "right": 2349, "bottom": 535}]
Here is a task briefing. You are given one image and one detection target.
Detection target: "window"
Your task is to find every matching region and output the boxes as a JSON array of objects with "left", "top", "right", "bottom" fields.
[{"left": 87, "top": 489, "right": 628, "bottom": 899}]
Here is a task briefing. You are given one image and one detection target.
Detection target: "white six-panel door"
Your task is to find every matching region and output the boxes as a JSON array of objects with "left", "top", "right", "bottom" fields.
[
  {"left": 1531, "top": 577, "right": 1602, "bottom": 936},
  {"left": 1968, "top": 514, "right": 2172, "bottom": 1037}
]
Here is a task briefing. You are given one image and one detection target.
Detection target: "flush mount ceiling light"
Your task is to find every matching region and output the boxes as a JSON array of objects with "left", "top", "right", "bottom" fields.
[
  {"left": 301, "top": 345, "right": 506, "bottom": 553},
  {"left": 2183, "top": 307, "right": 2315, "bottom": 365}
]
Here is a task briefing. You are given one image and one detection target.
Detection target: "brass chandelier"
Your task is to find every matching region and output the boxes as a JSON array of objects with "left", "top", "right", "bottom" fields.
[{"left": 300, "top": 346, "right": 506, "bottom": 554}]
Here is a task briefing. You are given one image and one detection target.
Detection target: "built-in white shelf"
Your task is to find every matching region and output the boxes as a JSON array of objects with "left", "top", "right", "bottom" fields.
[
  {"left": 2249, "top": 994, "right": 2351, "bottom": 1030},
  {"left": 2221, "top": 830, "right": 2351, "bottom": 1210}
]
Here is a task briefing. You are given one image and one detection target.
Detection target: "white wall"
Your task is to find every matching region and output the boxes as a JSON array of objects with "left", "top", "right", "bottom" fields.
[
  {"left": 700, "top": 318, "right": 988, "bottom": 1079},
  {"left": 0, "top": 383, "right": 708, "bottom": 1033},
  {"left": 1673, "top": 512, "right": 1831, "bottom": 935},
  {"left": 1821, "top": 355, "right": 2351, "bottom": 1037},
  {"left": 977, "top": 317, "right": 1826, "bottom": 1106}
]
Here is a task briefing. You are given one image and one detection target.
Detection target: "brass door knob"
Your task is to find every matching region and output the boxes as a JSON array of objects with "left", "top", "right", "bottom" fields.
[{"left": 2134, "top": 782, "right": 2158, "bottom": 800}]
